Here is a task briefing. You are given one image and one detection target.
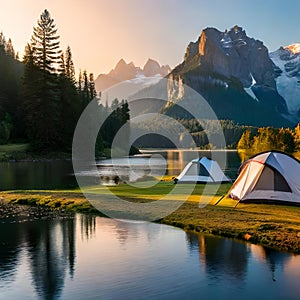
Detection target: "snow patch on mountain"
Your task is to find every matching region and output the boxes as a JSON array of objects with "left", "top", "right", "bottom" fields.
[
  {"left": 244, "top": 73, "right": 259, "bottom": 102},
  {"left": 270, "top": 47, "right": 300, "bottom": 115},
  {"left": 124, "top": 74, "right": 162, "bottom": 86},
  {"left": 101, "top": 74, "right": 164, "bottom": 106},
  {"left": 285, "top": 43, "right": 300, "bottom": 54}
]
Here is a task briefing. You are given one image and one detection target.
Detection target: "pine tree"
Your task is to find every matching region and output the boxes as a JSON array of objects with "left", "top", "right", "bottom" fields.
[
  {"left": 22, "top": 44, "right": 43, "bottom": 142},
  {"left": 5, "top": 38, "right": 15, "bottom": 58},
  {"left": 277, "top": 128, "right": 296, "bottom": 153},
  {"left": 88, "top": 73, "right": 97, "bottom": 100},
  {"left": 65, "top": 46, "right": 76, "bottom": 84},
  {"left": 0, "top": 32, "right": 6, "bottom": 50},
  {"left": 22, "top": 9, "right": 62, "bottom": 149},
  {"left": 58, "top": 52, "right": 65, "bottom": 75},
  {"left": 0, "top": 32, "right": 24, "bottom": 142},
  {"left": 31, "top": 9, "right": 61, "bottom": 73},
  {"left": 58, "top": 47, "right": 81, "bottom": 150},
  {"left": 81, "top": 70, "right": 90, "bottom": 108}
]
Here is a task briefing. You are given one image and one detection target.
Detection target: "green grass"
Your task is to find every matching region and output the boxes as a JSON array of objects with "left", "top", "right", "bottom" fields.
[{"left": 2, "top": 181, "right": 300, "bottom": 253}]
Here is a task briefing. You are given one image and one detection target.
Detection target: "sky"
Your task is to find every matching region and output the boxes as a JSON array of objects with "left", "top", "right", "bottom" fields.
[{"left": 1, "top": 0, "right": 300, "bottom": 77}]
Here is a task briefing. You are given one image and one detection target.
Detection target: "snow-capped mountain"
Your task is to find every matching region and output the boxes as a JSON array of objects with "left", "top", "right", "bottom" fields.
[
  {"left": 95, "top": 59, "right": 171, "bottom": 93},
  {"left": 285, "top": 43, "right": 300, "bottom": 54},
  {"left": 162, "top": 25, "right": 292, "bottom": 127},
  {"left": 270, "top": 44, "right": 300, "bottom": 118},
  {"left": 97, "top": 26, "right": 300, "bottom": 127}
]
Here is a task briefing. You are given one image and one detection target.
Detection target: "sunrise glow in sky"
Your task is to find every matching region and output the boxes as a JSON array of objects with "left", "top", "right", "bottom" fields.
[{"left": 1, "top": 0, "right": 300, "bottom": 76}]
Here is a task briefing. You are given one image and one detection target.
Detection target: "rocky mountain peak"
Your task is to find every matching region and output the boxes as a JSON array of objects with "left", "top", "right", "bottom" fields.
[
  {"left": 109, "top": 59, "right": 139, "bottom": 81},
  {"left": 95, "top": 58, "right": 170, "bottom": 92},
  {"left": 143, "top": 58, "right": 171, "bottom": 77},
  {"left": 166, "top": 25, "right": 291, "bottom": 126},
  {"left": 115, "top": 58, "right": 127, "bottom": 68},
  {"left": 182, "top": 25, "right": 275, "bottom": 88},
  {"left": 285, "top": 43, "right": 300, "bottom": 54},
  {"left": 143, "top": 58, "right": 161, "bottom": 76}
]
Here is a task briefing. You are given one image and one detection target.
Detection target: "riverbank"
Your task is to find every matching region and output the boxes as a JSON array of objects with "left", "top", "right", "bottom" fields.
[{"left": 1, "top": 183, "right": 300, "bottom": 254}]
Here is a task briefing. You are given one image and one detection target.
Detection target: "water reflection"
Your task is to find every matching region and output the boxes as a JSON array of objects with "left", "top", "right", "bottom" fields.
[
  {"left": 0, "top": 161, "right": 77, "bottom": 190},
  {"left": 186, "top": 232, "right": 249, "bottom": 281},
  {"left": 249, "top": 244, "right": 291, "bottom": 282},
  {"left": 0, "top": 215, "right": 300, "bottom": 299},
  {"left": 0, "top": 223, "right": 23, "bottom": 285},
  {"left": 80, "top": 214, "right": 96, "bottom": 240},
  {"left": 0, "top": 217, "right": 82, "bottom": 299},
  {"left": 186, "top": 231, "right": 297, "bottom": 286}
]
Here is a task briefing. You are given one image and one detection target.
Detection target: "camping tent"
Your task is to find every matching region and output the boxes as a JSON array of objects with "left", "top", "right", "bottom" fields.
[
  {"left": 229, "top": 151, "right": 300, "bottom": 205},
  {"left": 174, "top": 157, "right": 231, "bottom": 183}
]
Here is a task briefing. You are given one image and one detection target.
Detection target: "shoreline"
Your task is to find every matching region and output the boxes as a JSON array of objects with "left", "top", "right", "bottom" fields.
[{"left": 1, "top": 187, "right": 300, "bottom": 254}]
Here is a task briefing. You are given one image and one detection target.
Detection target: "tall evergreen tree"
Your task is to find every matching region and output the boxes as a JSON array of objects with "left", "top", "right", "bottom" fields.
[
  {"left": 88, "top": 73, "right": 97, "bottom": 100},
  {"left": 58, "top": 47, "right": 81, "bottom": 150},
  {"left": 65, "top": 46, "right": 76, "bottom": 84},
  {"left": 81, "top": 70, "right": 90, "bottom": 108},
  {"left": 5, "top": 38, "right": 15, "bottom": 58},
  {"left": 0, "top": 33, "right": 23, "bottom": 142},
  {"left": 31, "top": 9, "right": 61, "bottom": 73},
  {"left": 22, "top": 9, "right": 62, "bottom": 149}
]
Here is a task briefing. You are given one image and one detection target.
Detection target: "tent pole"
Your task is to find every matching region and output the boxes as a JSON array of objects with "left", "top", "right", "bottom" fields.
[
  {"left": 214, "top": 194, "right": 226, "bottom": 206},
  {"left": 234, "top": 200, "right": 240, "bottom": 209}
]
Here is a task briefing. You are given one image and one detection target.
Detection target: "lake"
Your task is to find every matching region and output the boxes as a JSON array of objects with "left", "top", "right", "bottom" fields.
[
  {"left": 1, "top": 150, "right": 299, "bottom": 299},
  {"left": 1, "top": 214, "right": 300, "bottom": 300},
  {"left": 0, "top": 150, "right": 241, "bottom": 190}
]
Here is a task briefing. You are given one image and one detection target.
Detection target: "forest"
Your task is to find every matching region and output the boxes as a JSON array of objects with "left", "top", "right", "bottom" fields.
[
  {"left": 0, "top": 9, "right": 129, "bottom": 154},
  {"left": 237, "top": 125, "right": 300, "bottom": 161}
]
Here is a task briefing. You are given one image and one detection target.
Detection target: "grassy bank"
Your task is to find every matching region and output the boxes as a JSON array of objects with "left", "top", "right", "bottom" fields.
[{"left": 1, "top": 182, "right": 300, "bottom": 254}]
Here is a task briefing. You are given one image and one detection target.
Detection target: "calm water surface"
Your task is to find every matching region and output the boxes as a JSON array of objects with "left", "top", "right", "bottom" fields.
[
  {"left": 0, "top": 150, "right": 241, "bottom": 190},
  {"left": 0, "top": 215, "right": 299, "bottom": 300},
  {"left": 0, "top": 160, "right": 76, "bottom": 190}
]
